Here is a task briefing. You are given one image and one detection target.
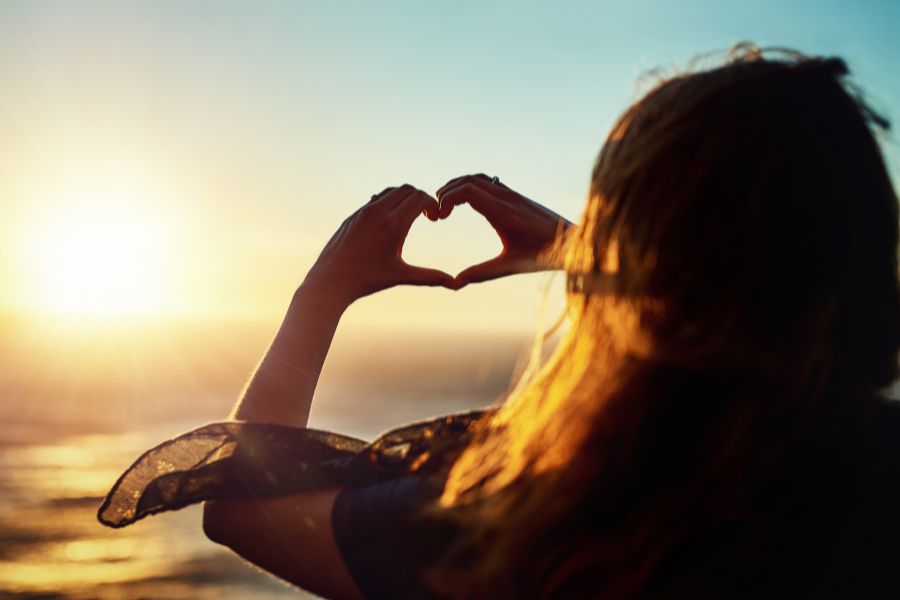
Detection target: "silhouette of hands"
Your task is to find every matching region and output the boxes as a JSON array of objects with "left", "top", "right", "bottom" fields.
[
  {"left": 303, "top": 176, "right": 570, "bottom": 306},
  {"left": 436, "top": 174, "right": 572, "bottom": 287},
  {"left": 303, "top": 184, "right": 457, "bottom": 306}
]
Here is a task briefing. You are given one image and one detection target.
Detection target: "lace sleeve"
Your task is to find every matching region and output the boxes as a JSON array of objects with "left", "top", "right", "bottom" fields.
[{"left": 97, "top": 409, "right": 491, "bottom": 528}]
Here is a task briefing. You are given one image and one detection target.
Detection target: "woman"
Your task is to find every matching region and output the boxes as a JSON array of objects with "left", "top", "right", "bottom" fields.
[{"left": 99, "top": 46, "right": 900, "bottom": 599}]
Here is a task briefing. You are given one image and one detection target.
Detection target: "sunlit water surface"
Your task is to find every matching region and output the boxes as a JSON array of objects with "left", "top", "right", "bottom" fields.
[
  {"left": 0, "top": 418, "right": 306, "bottom": 599},
  {"left": 0, "top": 389, "right": 496, "bottom": 599}
]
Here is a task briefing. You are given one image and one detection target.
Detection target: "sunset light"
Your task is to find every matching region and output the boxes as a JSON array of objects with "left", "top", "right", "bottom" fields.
[
  {"left": 19, "top": 186, "right": 172, "bottom": 318},
  {"left": 0, "top": 1, "right": 896, "bottom": 598}
]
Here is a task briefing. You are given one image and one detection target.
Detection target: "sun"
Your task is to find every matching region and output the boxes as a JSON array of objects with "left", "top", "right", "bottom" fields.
[{"left": 23, "top": 199, "right": 171, "bottom": 318}]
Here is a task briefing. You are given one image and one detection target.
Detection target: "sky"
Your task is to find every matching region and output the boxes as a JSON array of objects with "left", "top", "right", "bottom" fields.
[{"left": 0, "top": 0, "right": 897, "bottom": 337}]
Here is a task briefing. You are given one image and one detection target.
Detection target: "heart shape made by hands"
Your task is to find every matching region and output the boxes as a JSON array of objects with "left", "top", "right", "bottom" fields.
[{"left": 402, "top": 203, "right": 502, "bottom": 279}]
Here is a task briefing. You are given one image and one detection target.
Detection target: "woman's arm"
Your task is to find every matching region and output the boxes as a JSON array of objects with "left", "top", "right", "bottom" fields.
[
  {"left": 203, "top": 179, "right": 568, "bottom": 598},
  {"left": 204, "top": 488, "right": 363, "bottom": 600},
  {"left": 228, "top": 184, "right": 452, "bottom": 427},
  {"left": 205, "top": 185, "right": 452, "bottom": 598},
  {"left": 230, "top": 175, "right": 569, "bottom": 426},
  {"left": 230, "top": 285, "right": 346, "bottom": 426}
]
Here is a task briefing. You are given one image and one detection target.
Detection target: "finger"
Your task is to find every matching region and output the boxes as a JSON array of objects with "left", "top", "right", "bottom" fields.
[
  {"left": 392, "top": 189, "right": 439, "bottom": 223},
  {"left": 455, "top": 255, "right": 517, "bottom": 285},
  {"left": 397, "top": 264, "right": 456, "bottom": 288},
  {"left": 362, "top": 185, "right": 413, "bottom": 217},
  {"left": 368, "top": 184, "right": 416, "bottom": 212},
  {"left": 436, "top": 173, "right": 492, "bottom": 198},
  {"left": 445, "top": 175, "right": 518, "bottom": 201},
  {"left": 423, "top": 201, "right": 439, "bottom": 221},
  {"left": 438, "top": 181, "right": 508, "bottom": 221},
  {"left": 368, "top": 186, "right": 397, "bottom": 204},
  {"left": 438, "top": 175, "right": 521, "bottom": 219}
]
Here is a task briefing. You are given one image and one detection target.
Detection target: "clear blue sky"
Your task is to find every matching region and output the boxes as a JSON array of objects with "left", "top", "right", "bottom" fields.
[{"left": 0, "top": 0, "right": 897, "bottom": 334}]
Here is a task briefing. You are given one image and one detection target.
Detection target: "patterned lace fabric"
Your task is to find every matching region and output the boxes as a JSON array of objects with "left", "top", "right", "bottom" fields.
[{"left": 98, "top": 409, "right": 492, "bottom": 529}]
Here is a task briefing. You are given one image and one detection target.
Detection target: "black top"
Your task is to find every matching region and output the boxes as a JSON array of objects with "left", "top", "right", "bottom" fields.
[{"left": 332, "top": 475, "right": 457, "bottom": 599}]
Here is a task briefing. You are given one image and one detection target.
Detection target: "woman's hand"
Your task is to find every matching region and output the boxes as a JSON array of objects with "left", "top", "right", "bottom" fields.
[
  {"left": 303, "top": 184, "right": 456, "bottom": 307},
  {"left": 436, "top": 174, "right": 572, "bottom": 286}
]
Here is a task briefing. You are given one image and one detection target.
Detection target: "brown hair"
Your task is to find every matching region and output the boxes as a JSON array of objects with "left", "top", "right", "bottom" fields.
[{"left": 435, "top": 46, "right": 900, "bottom": 597}]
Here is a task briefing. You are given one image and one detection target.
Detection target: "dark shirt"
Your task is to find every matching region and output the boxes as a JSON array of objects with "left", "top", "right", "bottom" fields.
[{"left": 332, "top": 474, "right": 456, "bottom": 599}]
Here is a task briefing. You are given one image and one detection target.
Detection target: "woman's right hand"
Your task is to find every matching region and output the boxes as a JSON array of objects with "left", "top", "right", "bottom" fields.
[{"left": 436, "top": 174, "right": 572, "bottom": 287}]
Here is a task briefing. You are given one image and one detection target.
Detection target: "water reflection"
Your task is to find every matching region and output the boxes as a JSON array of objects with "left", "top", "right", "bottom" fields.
[{"left": 0, "top": 423, "right": 304, "bottom": 598}]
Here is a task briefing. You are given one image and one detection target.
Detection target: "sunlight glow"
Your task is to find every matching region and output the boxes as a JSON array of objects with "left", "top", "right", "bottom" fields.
[{"left": 20, "top": 184, "right": 173, "bottom": 318}]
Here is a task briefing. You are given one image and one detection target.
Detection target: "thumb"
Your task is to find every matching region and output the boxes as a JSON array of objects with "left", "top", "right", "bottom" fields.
[
  {"left": 455, "top": 255, "right": 516, "bottom": 285},
  {"left": 397, "top": 264, "right": 457, "bottom": 288}
]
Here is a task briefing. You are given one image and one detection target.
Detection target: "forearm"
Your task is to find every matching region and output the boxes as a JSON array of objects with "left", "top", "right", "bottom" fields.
[
  {"left": 230, "top": 282, "right": 350, "bottom": 427},
  {"left": 228, "top": 185, "right": 450, "bottom": 426}
]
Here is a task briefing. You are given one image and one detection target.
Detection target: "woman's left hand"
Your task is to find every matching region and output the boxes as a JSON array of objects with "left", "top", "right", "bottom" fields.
[{"left": 302, "top": 184, "right": 456, "bottom": 307}]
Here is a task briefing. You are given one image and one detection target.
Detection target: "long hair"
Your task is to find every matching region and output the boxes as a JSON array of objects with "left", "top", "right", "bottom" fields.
[{"left": 434, "top": 47, "right": 900, "bottom": 598}]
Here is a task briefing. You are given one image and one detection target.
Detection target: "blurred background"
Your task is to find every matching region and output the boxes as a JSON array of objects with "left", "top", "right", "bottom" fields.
[{"left": 0, "top": 1, "right": 897, "bottom": 597}]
